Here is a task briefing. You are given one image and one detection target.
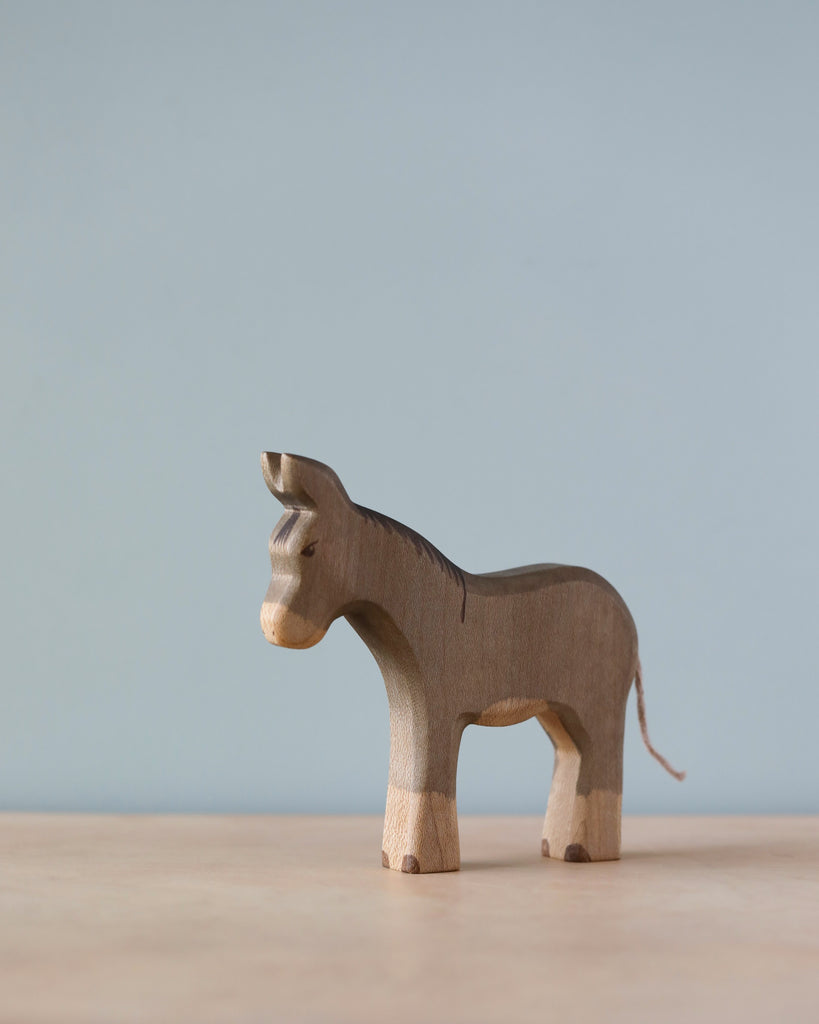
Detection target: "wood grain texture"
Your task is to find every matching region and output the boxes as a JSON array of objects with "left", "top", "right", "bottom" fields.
[
  {"left": 261, "top": 453, "right": 683, "bottom": 872},
  {"left": 1, "top": 815, "right": 817, "bottom": 1024}
]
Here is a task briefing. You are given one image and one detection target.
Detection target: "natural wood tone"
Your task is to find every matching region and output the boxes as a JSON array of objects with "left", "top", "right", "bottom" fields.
[
  {"left": 1, "top": 815, "right": 818, "bottom": 1024},
  {"left": 261, "top": 453, "right": 682, "bottom": 872}
]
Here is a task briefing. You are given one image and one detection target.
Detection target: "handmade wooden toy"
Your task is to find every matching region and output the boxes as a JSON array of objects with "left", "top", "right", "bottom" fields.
[{"left": 260, "top": 453, "right": 684, "bottom": 874}]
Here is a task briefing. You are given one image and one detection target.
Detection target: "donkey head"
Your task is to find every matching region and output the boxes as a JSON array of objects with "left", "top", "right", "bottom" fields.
[{"left": 260, "top": 453, "right": 355, "bottom": 649}]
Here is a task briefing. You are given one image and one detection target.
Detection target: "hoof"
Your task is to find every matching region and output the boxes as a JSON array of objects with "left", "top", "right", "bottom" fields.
[
  {"left": 381, "top": 850, "right": 390, "bottom": 868},
  {"left": 401, "top": 854, "right": 421, "bottom": 874},
  {"left": 564, "top": 843, "right": 591, "bottom": 863},
  {"left": 541, "top": 838, "right": 550, "bottom": 858}
]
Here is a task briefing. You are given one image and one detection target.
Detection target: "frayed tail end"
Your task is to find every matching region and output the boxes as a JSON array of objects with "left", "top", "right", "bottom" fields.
[{"left": 634, "top": 657, "right": 686, "bottom": 781}]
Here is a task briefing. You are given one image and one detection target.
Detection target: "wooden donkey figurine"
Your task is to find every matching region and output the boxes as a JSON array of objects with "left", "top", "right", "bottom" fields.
[{"left": 260, "top": 453, "right": 684, "bottom": 874}]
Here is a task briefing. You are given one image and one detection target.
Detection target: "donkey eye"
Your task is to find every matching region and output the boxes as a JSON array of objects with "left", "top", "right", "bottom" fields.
[{"left": 300, "top": 540, "right": 318, "bottom": 558}]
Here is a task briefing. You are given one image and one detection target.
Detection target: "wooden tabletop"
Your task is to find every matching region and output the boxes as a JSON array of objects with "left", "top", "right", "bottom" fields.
[{"left": 2, "top": 815, "right": 818, "bottom": 1023}]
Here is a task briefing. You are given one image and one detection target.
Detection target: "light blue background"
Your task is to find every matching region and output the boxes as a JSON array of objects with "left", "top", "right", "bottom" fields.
[{"left": 2, "top": 2, "right": 817, "bottom": 814}]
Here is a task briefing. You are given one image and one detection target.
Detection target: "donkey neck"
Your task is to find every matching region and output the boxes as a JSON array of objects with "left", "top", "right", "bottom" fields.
[{"left": 343, "top": 504, "right": 467, "bottom": 664}]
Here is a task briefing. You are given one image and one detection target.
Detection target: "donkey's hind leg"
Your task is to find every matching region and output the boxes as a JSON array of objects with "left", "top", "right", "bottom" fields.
[{"left": 537, "top": 705, "right": 625, "bottom": 863}]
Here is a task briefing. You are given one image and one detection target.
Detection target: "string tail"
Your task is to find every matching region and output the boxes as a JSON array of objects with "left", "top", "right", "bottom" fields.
[{"left": 633, "top": 657, "right": 686, "bottom": 781}]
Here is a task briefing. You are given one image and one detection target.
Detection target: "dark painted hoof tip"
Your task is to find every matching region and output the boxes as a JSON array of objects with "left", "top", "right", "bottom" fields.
[
  {"left": 381, "top": 850, "right": 390, "bottom": 868},
  {"left": 564, "top": 843, "right": 591, "bottom": 863},
  {"left": 541, "top": 838, "right": 550, "bottom": 858},
  {"left": 401, "top": 854, "right": 421, "bottom": 874}
]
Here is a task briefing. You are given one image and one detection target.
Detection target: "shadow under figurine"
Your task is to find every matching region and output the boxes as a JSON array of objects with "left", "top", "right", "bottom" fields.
[{"left": 260, "top": 452, "right": 684, "bottom": 874}]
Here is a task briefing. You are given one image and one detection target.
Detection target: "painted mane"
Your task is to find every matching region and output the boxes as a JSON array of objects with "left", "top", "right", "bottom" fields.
[{"left": 355, "top": 504, "right": 467, "bottom": 622}]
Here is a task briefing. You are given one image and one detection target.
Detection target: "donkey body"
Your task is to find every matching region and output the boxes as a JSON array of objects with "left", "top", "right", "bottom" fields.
[{"left": 260, "top": 453, "right": 682, "bottom": 873}]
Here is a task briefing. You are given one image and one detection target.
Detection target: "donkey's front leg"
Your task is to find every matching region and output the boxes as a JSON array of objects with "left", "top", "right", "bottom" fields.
[{"left": 381, "top": 709, "right": 463, "bottom": 874}]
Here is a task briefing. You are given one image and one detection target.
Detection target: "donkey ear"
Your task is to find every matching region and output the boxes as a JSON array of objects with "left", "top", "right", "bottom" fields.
[
  {"left": 261, "top": 452, "right": 285, "bottom": 498},
  {"left": 261, "top": 452, "right": 349, "bottom": 509},
  {"left": 283, "top": 454, "right": 350, "bottom": 509}
]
